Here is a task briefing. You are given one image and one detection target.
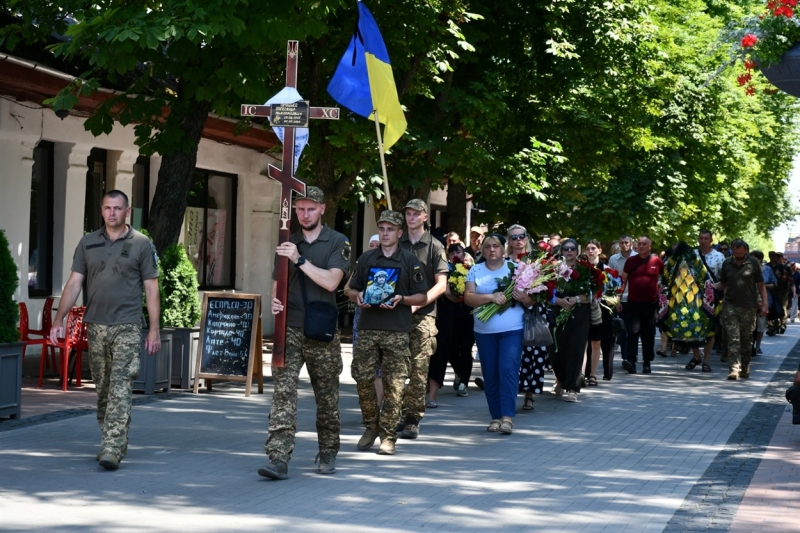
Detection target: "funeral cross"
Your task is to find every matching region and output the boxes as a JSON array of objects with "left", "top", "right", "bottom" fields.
[{"left": 241, "top": 40, "right": 339, "bottom": 367}]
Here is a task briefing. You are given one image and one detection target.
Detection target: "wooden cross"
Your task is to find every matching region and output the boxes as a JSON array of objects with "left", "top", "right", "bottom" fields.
[{"left": 241, "top": 40, "right": 339, "bottom": 367}]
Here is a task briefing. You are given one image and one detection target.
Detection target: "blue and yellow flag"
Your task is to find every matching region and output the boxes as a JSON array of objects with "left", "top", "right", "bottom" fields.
[{"left": 327, "top": 1, "right": 407, "bottom": 152}]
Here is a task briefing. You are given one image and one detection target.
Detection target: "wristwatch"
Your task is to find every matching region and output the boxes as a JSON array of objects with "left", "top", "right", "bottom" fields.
[
  {"left": 400, "top": 295, "right": 405, "bottom": 305},
  {"left": 296, "top": 256, "right": 306, "bottom": 266}
]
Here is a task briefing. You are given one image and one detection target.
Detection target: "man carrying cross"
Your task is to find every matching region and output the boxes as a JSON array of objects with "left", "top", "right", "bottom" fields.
[{"left": 258, "top": 187, "right": 351, "bottom": 480}]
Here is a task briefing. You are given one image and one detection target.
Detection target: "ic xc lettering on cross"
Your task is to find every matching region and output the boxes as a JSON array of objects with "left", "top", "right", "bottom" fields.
[{"left": 241, "top": 40, "right": 339, "bottom": 367}]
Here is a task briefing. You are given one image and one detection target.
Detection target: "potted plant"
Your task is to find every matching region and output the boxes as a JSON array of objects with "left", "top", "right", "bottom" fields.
[
  {"left": 0, "top": 229, "right": 23, "bottom": 418},
  {"left": 158, "top": 243, "right": 202, "bottom": 389},
  {"left": 719, "top": 0, "right": 800, "bottom": 96}
]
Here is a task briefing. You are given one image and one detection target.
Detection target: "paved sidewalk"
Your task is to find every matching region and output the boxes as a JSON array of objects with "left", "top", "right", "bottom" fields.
[{"left": 1, "top": 327, "right": 798, "bottom": 532}]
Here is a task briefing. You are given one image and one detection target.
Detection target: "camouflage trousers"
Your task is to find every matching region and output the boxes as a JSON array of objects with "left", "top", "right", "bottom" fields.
[
  {"left": 400, "top": 315, "right": 437, "bottom": 425},
  {"left": 264, "top": 326, "right": 343, "bottom": 464},
  {"left": 87, "top": 323, "right": 141, "bottom": 459},
  {"left": 721, "top": 303, "right": 757, "bottom": 373},
  {"left": 352, "top": 329, "right": 411, "bottom": 443}
]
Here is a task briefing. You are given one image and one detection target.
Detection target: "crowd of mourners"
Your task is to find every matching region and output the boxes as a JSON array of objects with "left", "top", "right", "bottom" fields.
[{"left": 419, "top": 226, "right": 800, "bottom": 435}]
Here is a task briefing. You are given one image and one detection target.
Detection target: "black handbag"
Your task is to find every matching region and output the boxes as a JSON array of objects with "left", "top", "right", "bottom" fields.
[
  {"left": 298, "top": 270, "right": 338, "bottom": 342},
  {"left": 523, "top": 306, "right": 553, "bottom": 347}
]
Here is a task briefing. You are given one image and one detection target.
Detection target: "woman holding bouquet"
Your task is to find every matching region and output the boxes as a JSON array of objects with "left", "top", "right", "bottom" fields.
[
  {"left": 583, "top": 239, "right": 616, "bottom": 384},
  {"left": 551, "top": 238, "right": 593, "bottom": 402},
  {"left": 464, "top": 234, "right": 529, "bottom": 434},
  {"left": 506, "top": 225, "right": 551, "bottom": 410}
]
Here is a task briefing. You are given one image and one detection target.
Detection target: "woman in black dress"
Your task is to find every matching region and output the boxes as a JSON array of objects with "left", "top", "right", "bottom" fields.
[
  {"left": 583, "top": 239, "right": 615, "bottom": 384},
  {"left": 550, "top": 238, "right": 592, "bottom": 403}
]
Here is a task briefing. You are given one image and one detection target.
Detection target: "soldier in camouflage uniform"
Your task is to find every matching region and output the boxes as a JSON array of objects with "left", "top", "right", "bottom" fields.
[
  {"left": 717, "top": 239, "right": 769, "bottom": 380},
  {"left": 397, "top": 199, "right": 448, "bottom": 439},
  {"left": 50, "top": 190, "right": 161, "bottom": 471},
  {"left": 258, "top": 187, "right": 350, "bottom": 480},
  {"left": 348, "top": 210, "right": 428, "bottom": 456}
]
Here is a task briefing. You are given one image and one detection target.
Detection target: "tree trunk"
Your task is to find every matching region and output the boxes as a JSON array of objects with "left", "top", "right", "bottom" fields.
[
  {"left": 446, "top": 176, "right": 467, "bottom": 237},
  {"left": 147, "top": 101, "right": 211, "bottom": 254}
]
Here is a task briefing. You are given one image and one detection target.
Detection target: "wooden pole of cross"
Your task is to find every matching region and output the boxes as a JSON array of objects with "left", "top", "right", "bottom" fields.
[{"left": 240, "top": 40, "right": 339, "bottom": 367}]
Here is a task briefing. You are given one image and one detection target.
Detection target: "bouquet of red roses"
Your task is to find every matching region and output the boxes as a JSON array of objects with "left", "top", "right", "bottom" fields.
[{"left": 554, "top": 259, "right": 606, "bottom": 327}]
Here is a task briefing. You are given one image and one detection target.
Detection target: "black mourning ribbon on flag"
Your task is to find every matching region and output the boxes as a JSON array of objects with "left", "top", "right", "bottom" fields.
[{"left": 351, "top": 12, "right": 364, "bottom": 66}]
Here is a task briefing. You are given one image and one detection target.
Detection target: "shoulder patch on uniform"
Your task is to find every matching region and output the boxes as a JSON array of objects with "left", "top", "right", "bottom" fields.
[
  {"left": 413, "top": 266, "right": 424, "bottom": 284},
  {"left": 342, "top": 239, "right": 351, "bottom": 262}
]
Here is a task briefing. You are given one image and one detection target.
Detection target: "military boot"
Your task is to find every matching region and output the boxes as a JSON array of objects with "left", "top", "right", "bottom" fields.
[
  {"left": 740, "top": 365, "right": 750, "bottom": 379},
  {"left": 98, "top": 452, "right": 120, "bottom": 471},
  {"left": 357, "top": 428, "right": 379, "bottom": 450},
  {"left": 399, "top": 423, "right": 420, "bottom": 439},
  {"left": 315, "top": 453, "right": 336, "bottom": 475},
  {"left": 378, "top": 439, "right": 396, "bottom": 455},
  {"left": 257, "top": 460, "right": 289, "bottom": 480}
]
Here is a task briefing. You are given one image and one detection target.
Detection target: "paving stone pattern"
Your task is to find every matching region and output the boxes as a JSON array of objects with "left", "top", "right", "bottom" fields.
[
  {"left": 663, "top": 339, "right": 800, "bottom": 532},
  {"left": 1, "top": 327, "right": 798, "bottom": 532}
]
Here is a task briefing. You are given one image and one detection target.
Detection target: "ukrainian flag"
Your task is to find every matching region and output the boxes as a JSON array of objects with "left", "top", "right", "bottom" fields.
[{"left": 327, "top": 1, "right": 407, "bottom": 152}]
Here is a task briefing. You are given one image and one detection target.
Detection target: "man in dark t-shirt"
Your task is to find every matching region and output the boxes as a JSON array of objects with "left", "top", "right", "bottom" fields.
[
  {"left": 50, "top": 190, "right": 160, "bottom": 471},
  {"left": 259, "top": 187, "right": 351, "bottom": 481},
  {"left": 348, "top": 210, "right": 428, "bottom": 456},
  {"left": 620, "top": 235, "right": 664, "bottom": 374},
  {"left": 718, "top": 239, "right": 768, "bottom": 380}
]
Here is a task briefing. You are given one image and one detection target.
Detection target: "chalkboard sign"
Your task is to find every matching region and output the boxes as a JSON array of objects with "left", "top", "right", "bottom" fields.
[{"left": 193, "top": 292, "right": 263, "bottom": 396}]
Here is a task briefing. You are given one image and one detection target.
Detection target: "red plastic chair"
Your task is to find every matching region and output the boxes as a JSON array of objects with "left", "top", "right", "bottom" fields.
[
  {"left": 39, "top": 306, "right": 88, "bottom": 391},
  {"left": 19, "top": 301, "right": 56, "bottom": 369}
]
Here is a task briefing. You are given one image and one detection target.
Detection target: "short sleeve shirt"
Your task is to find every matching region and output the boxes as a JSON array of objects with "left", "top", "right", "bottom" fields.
[
  {"left": 71, "top": 226, "right": 159, "bottom": 325},
  {"left": 271, "top": 225, "right": 351, "bottom": 328},
  {"left": 608, "top": 252, "right": 633, "bottom": 302},
  {"left": 399, "top": 231, "right": 448, "bottom": 317},
  {"left": 695, "top": 249, "right": 725, "bottom": 281},
  {"left": 466, "top": 261, "right": 524, "bottom": 334},
  {"left": 720, "top": 255, "right": 764, "bottom": 309},
  {"left": 762, "top": 265, "right": 777, "bottom": 307},
  {"left": 624, "top": 254, "right": 664, "bottom": 303},
  {"left": 348, "top": 246, "right": 428, "bottom": 333}
]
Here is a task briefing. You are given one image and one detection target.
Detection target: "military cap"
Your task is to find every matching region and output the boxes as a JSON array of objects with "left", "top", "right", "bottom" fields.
[
  {"left": 295, "top": 186, "right": 325, "bottom": 204},
  {"left": 377, "top": 210, "right": 404, "bottom": 227},
  {"left": 404, "top": 199, "right": 428, "bottom": 213}
]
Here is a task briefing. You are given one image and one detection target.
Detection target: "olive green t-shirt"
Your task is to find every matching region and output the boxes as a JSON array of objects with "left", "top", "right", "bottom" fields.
[
  {"left": 272, "top": 225, "right": 351, "bottom": 328},
  {"left": 348, "top": 246, "right": 428, "bottom": 333},
  {"left": 720, "top": 255, "right": 763, "bottom": 309},
  {"left": 71, "top": 226, "right": 159, "bottom": 325},
  {"left": 398, "top": 231, "right": 448, "bottom": 317}
]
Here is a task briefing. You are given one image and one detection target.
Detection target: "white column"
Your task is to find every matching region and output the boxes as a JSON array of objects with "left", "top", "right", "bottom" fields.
[{"left": 53, "top": 144, "right": 91, "bottom": 294}]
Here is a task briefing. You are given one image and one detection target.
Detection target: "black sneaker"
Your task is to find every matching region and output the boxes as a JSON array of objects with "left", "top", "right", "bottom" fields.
[
  {"left": 642, "top": 364, "right": 651, "bottom": 374},
  {"left": 474, "top": 377, "right": 485, "bottom": 390},
  {"left": 258, "top": 460, "right": 289, "bottom": 480},
  {"left": 622, "top": 360, "right": 636, "bottom": 374}
]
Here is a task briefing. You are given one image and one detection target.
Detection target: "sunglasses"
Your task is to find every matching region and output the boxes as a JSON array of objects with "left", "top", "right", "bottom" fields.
[
  {"left": 509, "top": 234, "right": 527, "bottom": 241},
  {"left": 561, "top": 246, "right": 577, "bottom": 252}
]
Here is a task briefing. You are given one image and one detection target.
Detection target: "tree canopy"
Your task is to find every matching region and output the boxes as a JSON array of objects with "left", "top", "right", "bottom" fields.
[{"left": 2, "top": 0, "right": 797, "bottom": 251}]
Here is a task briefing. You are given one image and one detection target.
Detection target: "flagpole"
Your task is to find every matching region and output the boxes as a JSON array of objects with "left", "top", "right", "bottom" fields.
[{"left": 373, "top": 111, "right": 392, "bottom": 210}]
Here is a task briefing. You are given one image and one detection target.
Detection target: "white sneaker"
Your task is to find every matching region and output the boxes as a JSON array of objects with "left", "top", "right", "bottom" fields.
[{"left": 563, "top": 391, "right": 578, "bottom": 402}]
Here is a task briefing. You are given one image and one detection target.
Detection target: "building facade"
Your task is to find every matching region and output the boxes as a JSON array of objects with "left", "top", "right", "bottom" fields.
[{"left": 0, "top": 55, "right": 290, "bottom": 334}]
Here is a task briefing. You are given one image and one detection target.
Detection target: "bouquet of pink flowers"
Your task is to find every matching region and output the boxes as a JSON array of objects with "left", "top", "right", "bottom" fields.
[{"left": 512, "top": 257, "right": 564, "bottom": 303}]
